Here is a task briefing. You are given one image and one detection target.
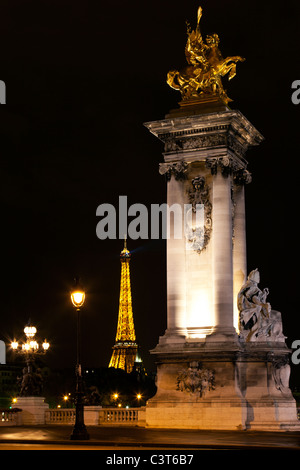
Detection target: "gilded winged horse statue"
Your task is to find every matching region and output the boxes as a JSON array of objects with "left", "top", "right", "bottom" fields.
[{"left": 167, "top": 6, "right": 245, "bottom": 104}]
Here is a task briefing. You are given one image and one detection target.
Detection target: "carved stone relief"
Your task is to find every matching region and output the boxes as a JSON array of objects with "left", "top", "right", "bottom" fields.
[
  {"left": 186, "top": 176, "right": 212, "bottom": 253},
  {"left": 164, "top": 133, "right": 227, "bottom": 153},
  {"left": 270, "top": 355, "right": 292, "bottom": 396},
  {"left": 176, "top": 361, "right": 215, "bottom": 398}
]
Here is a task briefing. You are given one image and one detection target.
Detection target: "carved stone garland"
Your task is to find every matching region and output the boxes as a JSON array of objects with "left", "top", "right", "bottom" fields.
[
  {"left": 176, "top": 361, "right": 215, "bottom": 398},
  {"left": 186, "top": 175, "right": 212, "bottom": 253}
]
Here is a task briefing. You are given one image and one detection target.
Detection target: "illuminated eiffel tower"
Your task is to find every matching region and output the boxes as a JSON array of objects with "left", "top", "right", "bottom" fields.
[{"left": 108, "top": 239, "right": 138, "bottom": 373}]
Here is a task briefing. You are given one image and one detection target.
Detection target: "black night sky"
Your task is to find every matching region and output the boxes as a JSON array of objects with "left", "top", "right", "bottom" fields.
[{"left": 0, "top": 0, "right": 299, "bottom": 385}]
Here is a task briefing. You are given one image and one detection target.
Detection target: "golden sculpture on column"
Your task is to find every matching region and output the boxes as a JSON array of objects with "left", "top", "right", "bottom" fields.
[{"left": 167, "top": 6, "right": 245, "bottom": 105}]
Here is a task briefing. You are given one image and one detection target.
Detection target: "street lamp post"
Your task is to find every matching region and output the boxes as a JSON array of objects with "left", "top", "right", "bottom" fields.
[
  {"left": 70, "top": 278, "right": 89, "bottom": 441},
  {"left": 11, "top": 322, "right": 50, "bottom": 397}
]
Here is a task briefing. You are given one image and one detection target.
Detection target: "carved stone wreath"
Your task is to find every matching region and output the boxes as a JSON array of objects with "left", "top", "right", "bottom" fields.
[
  {"left": 176, "top": 362, "right": 215, "bottom": 398},
  {"left": 186, "top": 176, "right": 212, "bottom": 253}
]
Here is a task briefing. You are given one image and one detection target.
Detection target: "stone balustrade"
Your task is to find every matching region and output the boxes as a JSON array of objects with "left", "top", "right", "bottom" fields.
[
  {"left": 44, "top": 406, "right": 146, "bottom": 426},
  {"left": 99, "top": 407, "right": 146, "bottom": 426},
  {"left": 45, "top": 409, "right": 75, "bottom": 424},
  {"left": 0, "top": 408, "right": 22, "bottom": 426}
]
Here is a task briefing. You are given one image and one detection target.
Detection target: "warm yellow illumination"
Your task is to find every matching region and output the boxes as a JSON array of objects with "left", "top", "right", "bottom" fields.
[
  {"left": 11, "top": 340, "right": 18, "bottom": 350},
  {"left": 117, "top": 403, "right": 122, "bottom": 408},
  {"left": 188, "top": 289, "right": 212, "bottom": 337},
  {"left": 24, "top": 326, "right": 37, "bottom": 338},
  {"left": 12, "top": 398, "right": 17, "bottom": 404},
  {"left": 22, "top": 343, "right": 30, "bottom": 351},
  {"left": 29, "top": 341, "right": 39, "bottom": 350},
  {"left": 71, "top": 291, "right": 85, "bottom": 309},
  {"left": 63, "top": 395, "right": 69, "bottom": 401},
  {"left": 42, "top": 339, "right": 50, "bottom": 350},
  {"left": 113, "top": 393, "right": 119, "bottom": 400},
  {"left": 109, "top": 240, "right": 138, "bottom": 373},
  {"left": 136, "top": 394, "right": 142, "bottom": 400}
]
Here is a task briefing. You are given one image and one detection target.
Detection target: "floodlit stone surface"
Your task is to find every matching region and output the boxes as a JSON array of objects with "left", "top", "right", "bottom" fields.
[{"left": 145, "top": 106, "right": 300, "bottom": 431}]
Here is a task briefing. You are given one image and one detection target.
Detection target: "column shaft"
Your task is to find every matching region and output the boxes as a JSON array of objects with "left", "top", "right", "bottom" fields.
[
  {"left": 211, "top": 170, "right": 235, "bottom": 334},
  {"left": 166, "top": 176, "right": 186, "bottom": 335}
]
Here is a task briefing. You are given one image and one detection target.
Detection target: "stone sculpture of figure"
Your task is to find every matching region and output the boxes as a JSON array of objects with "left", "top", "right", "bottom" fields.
[
  {"left": 17, "top": 363, "right": 43, "bottom": 397},
  {"left": 238, "top": 269, "right": 285, "bottom": 342}
]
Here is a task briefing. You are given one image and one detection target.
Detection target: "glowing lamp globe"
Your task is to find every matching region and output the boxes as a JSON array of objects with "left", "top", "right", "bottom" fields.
[
  {"left": 24, "top": 326, "right": 37, "bottom": 338},
  {"left": 11, "top": 340, "right": 18, "bottom": 350},
  {"left": 42, "top": 339, "right": 50, "bottom": 350},
  {"left": 71, "top": 279, "right": 86, "bottom": 309}
]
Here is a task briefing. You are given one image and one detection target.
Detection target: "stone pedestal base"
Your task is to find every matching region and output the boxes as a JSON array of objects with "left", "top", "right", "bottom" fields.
[
  {"left": 84, "top": 405, "right": 102, "bottom": 425},
  {"left": 146, "top": 338, "right": 300, "bottom": 431},
  {"left": 13, "top": 397, "right": 49, "bottom": 425}
]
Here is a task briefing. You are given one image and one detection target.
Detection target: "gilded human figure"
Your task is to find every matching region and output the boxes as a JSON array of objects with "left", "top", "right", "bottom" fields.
[{"left": 167, "top": 6, "right": 245, "bottom": 104}]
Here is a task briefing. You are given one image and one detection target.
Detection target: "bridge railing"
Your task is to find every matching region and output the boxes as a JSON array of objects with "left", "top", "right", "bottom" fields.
[
  {"left": 44, "top": 406, "right": 146, "bottom": 426},
  {"left": 0, "top": 408, "right": 23, "bottom": 426},
  {"left": 99, "top": 407, "right": 146, "bottom": 426},
  {"left": 45, "top": 409, "right": 75, "bottom": 424}
]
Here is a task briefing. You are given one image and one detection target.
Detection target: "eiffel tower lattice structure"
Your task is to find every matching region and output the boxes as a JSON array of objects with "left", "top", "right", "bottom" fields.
[{"left": 108, "top": 239, "right": 138, "bottom": 373}]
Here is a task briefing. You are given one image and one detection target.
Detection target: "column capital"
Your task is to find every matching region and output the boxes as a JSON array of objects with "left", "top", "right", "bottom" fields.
[
  {"left": 233, "top": 168, "right": 252, "bottom": 185},
  {"left": 205, "top": 156, "right": 252, "bottom": 184},
  {"left": 159, "top": 161, "right": 189, "bottom": 181},
  {"left": 205, "top": 155, "right": 239, "bottom": 176}
]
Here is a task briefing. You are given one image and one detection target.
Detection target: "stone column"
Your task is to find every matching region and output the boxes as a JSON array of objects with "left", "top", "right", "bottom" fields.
[
  {"left": 165, "top": 170, "right": 187, "bottom": 340},
  {"left": 232, "top": 182, "right": 247, "bottom": 331},
  {"left": 209, "top": 161, "right": 235, "bottom": 337}
]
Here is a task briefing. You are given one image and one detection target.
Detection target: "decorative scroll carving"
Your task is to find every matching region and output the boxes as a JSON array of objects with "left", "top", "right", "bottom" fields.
[
  {"left": 237, "top": 269, "right": 286, "bottom": 343},
  {"left": 186, "top": 176, "right": 212, "bottom": 253},
  {"left": 159, "top": 161, "right": 188, "bottom": 181},
  {"left": 205, "top": 155, "right": 240, "bottom": 176},
  {"left": 176, "top": 361, "right": 215, "bottom": 397},
  {"left": 233, "top": 168, "right": 252, "bottom": 185}
]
